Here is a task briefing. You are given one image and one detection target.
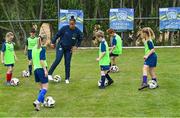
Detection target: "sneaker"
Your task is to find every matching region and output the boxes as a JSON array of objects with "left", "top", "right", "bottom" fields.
[
  {"left": 99, "top": 86, "right": 105, "bottom": 89},
  {"left": 48, "top": 75, "right": 53, "bottom": 81},
  {"left": 6, "top": 82, "right": 11, "bottom": 86},
  {"left": 65, "top": 79, "right": 70, "bottom": 84},
  {"left": 33, "top": 100, "right": 40, "bottom": 111},
  {"left": 107, "top": 80, "right": 114, "bottom": 86},
  {"left": 138, "top": 83, "right": 149, "bottom": 90}
]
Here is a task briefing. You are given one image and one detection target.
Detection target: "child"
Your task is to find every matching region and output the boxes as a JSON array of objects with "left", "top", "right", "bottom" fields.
[
  {"left": 96, "top": 31, "right": 114, "bottom": 89},
  {"left": 138, "top": 27, "right": 158, "bottom": 90},
  {"left": 106, "top": 28, "right": 122, "bottom": 67},
  {"left": 1, "top": 32, "right": 17, "bottom": 85},
  {"left": 32, "top": 35, "right": 48, "bottom": 111},
  {"left": 24, "top": 29, "right": 38, "bottom": 75}
]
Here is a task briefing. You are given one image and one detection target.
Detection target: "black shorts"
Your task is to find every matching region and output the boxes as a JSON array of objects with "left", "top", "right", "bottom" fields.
[{"left": 110, "top": 53, "right": 119, "bottom": 57}]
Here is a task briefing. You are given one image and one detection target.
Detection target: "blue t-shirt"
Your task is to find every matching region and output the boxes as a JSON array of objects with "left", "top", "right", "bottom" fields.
[
  {"left": 101, "top": 40, "right": 106, "bottom": 52},
  {"left": 147, "top": 40, "right": 157, "bottom": 59},
  {"left": 52, "top": 25, "right": 83, "bottom": 48},
  {"left": 1, "top": 43, "right": 6, "bottom": 52},
  {"left": 40, "top": 47, "right": 46, "bottom": 60},
  {"left": 111, "top": 36, "right": 117, "bottom": 46}
]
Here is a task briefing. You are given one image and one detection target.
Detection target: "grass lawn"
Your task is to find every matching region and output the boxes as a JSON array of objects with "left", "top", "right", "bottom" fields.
[{"left": 0, "top": 48, "right": 180, "bottom": 117}]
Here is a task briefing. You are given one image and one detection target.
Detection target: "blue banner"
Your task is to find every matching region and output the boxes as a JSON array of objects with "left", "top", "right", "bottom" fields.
[
  {"left": 59, "top": 9, "right": 83, "bottom": 32},
  {"left": 109, "top": 8, "right": 134, "bottom": 32},
  {"left": 159, "top": 7, "right": 180, "bottom": 31}
]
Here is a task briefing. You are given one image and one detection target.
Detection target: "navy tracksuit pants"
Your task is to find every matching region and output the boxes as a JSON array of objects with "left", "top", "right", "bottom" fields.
[{"left": 48, "top": 45, "right": 72, "bottom": 80}]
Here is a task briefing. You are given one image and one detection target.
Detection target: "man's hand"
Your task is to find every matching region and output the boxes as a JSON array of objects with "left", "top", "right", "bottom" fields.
[
  {"left": 71, "top": 46, "right": 78, "bottom": 52},
  {"left": 50, "top": 44, "right": 55, "bottom": 49}
]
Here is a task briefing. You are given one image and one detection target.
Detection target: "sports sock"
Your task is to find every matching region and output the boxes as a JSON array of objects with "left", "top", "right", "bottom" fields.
[
  {"left": 100, "top": 76, "right": 106, "bottom": 87},
  {"left": 37, "top": 89, "right": 47, "bottom": 103},
  {"left": 143, "top": 75, "right": 147, "bottom": 84},
  {"left": 105, "top": 73, "right": 112, "bottom": 81},
  {"left": 29, "top": 65, "right": 32, "bottom": 75}
]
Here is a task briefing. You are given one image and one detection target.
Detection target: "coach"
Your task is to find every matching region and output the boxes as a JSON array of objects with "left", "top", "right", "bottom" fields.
[{"left": 48, "top": 16, "right": 83, "bottom": 84}]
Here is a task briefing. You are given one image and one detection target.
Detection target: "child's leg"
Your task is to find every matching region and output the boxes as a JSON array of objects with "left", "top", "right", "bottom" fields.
[
  {"left": 149, "top": 67, "right": 157, "bottom": 82},
  {"left": 28, "top": 60, "right": 32, "bottom": 75},
  {"left": 6, "top": 66, "right": 13, "bottom": 82},
  {"left": 111, "top": 56, "right": 116, "bottom": 66},
  {"left": 37, "top": 83, "right": 48, "bottom": 103},
  {"left": 142, "top": 65, "right": 149, "bottom": 84},
  {"left": 100, "top": 71, "right": 106, "bottom": 87},
  {"left": 105, "top": 70, "right": 113, "bottom": 81}
]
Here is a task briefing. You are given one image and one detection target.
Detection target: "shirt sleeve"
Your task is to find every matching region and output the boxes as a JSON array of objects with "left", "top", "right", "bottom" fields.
[
  {"left": 1, "top": 43, "right": 6, "bottom": 52},
  {"left": 147, "top": 41, "right": 154, "bottom": 50},
  {"left": 51, "top": 26, "right": 65, "bottom": 44},
  {"left": 40, "top": 48, "right": 46, "bottom": 60},
  {"left": 26, "top": 39, "right": 28, "bottom": 46},
  {"left": 75, "top": 28, "right": 83, "bottom": 47},
  {"left": 112, "top": 37, "right": 117, "bottom": 46},
  {"left": 101, "top": 42, "right": 106, "bottom": 52}
]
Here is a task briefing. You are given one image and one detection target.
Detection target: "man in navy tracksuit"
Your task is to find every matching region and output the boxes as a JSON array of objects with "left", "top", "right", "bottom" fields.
[{"left": 48, "top": 16, "right": 83, "bottom": 84}]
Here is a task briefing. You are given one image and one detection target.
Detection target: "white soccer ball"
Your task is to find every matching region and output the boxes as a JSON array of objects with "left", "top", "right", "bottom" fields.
[
  {"left": 53, "top": 75, "right": 61, "bottom": 83},
  {"left": 44, "top": 96, "right": 55, "bottom": 108},
  {"left": 110, "top": 66, "right": 119, "bottom": 73},
  {"left": 10, "top": 78, "right": 20, "bottom": 86},
  {"left": 98, "top": 79, "right": 108, "bottom": 87},
  {"left": 148, "top": 80, "right": 158, "bottom": 89},
  {"left": 22, "top": 70, "right": 30, "bottom": 77}
]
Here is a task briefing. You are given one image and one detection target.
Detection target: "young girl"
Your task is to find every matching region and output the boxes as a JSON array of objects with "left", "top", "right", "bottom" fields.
[
  {"left": 32, "top": 35, "right": 48, "bottom": 111},
  {"left": 96, "top": 31, "right": 114, "bottom": 89},
  {"left": 138, "top": 27, "right": 158, "bottom": 90},
  {"left": 1, "top": 32, "right": 17, "bottom": 85},
  {"left": 24, "top": 29, "right": 38, "bottom": 75}
]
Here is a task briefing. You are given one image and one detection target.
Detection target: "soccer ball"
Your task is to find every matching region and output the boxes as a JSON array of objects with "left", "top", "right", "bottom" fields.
[
  {"left": 53, "top": 75, "right": 61, "bottom": 83},
  {"left": 10, "top": 78, "right": 20, "bottom": 86},
  {"left": 98, "top": 79, "right": 108, "bottom": 87},
  {"left": 110, "top": 66, "right": 119, "bottom": 73},
  {"left": 148, "top": 80, "right": 158, "bottom": 89},
  {"left": 22, "top": 70, "right": 30, "bottom": 77},
  {"left": 44, "top": 96, "right": 55, "bottom": 108}
]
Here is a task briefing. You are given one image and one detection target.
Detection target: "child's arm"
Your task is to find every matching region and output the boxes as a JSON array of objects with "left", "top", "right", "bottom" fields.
[
  {"left": 24, "top": 40, "right": 28, "bottom": 54},
  {"left": 97, "top": 52, "right": 106, "bottom": 61},
  {"left": 14, "top": 52, "right": 18, "bottom": 61},
  {"left": 40, "top": 60, "right": 48, "bottom": 77},
  {"left": 110, "top": 37, "right": 116, "bottom": 53},
  {"left": 1, "top": 52, "right": 4, "bottom": 64},
  {"left": 40, "top": 48, "right": 48, "bottom": 77}
]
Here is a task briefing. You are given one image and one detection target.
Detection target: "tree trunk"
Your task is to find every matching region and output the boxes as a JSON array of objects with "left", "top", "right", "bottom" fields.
[
  {"left": 1, "top": 2, "right": 20, "bottom": 47},
  {"left": 39, "top": 0, "right": 44, "bottom": 20}
]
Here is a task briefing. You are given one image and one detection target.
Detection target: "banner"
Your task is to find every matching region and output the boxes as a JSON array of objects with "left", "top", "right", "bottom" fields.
[
  {"left": 159, "top": 7, "right": 180, "bottom": 31},
  {"left": 109, "top": 8, "right": 134, "bottom": 32},
  {"left": 59, "top": 9, "right": 83, "bottom": 32}
]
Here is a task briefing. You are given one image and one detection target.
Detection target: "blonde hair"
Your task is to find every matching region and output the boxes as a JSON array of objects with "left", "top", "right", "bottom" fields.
[
  {"left": 95, "top": 30, "right": 104, "bottom": 38},
  {"left": 143, "top": 27, "right": 155, "bottom": 39},
  {"left": 5, "top": 32, "right": 14, "bottom": 41}
]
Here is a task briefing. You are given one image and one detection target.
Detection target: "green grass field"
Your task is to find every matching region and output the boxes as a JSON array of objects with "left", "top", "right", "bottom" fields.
[{"left": 0, "top": 48, "right": 180, "bottom": 117}]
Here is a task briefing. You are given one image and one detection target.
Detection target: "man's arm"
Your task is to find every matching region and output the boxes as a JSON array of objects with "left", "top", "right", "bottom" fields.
[
  {"left": 51, "top": 26, "right": 65, "bottom": 45},
  {"left": 75, "top": 30, "right": 83, "bottom": 47}
]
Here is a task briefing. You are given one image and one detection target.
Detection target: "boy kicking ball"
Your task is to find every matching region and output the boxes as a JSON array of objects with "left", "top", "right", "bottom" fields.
[
  {"left": 138, "top": 27, "right": 159, "bottom": 90},
  {"left": 106, "top": 28, "right": 122, "bottom": 69},
  {"left": 96, "top": 31, "right": 114, "bottom": 89},
  {"left": 32, "top": 35, "right": 48, "bottom": 111}
]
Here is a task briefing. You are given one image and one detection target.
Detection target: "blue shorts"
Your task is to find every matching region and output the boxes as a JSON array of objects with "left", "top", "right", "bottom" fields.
[
  {"left": 110, "top": 53, "right": 119, "bottom": 57},
  {"left": 100, "top": 65, "right": 110, "bottom": 71},
  {"left": 34, "top": 68, "right": 48, "bottom": 84},
  {"left": 144, "top": 55, "right": 157, "bottom": 67},
  {"left": 27, "top": 50, "right": 32, "bottom": 60},
  {"left": 4, "top": 64, "right": 14, "bottom": 67}
]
